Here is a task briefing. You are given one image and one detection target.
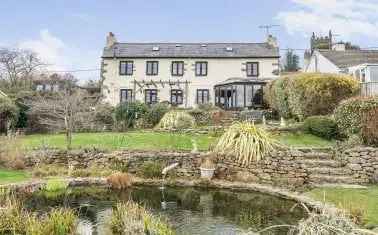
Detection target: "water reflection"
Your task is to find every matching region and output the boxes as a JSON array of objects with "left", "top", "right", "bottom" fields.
[{"left": 25, "top": 186, "right": 305, "bottom": 235}]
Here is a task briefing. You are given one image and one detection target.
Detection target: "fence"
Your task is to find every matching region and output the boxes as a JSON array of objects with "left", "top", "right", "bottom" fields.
[{"left": 360, "top": 82, "right": 378, "bottom": 97}]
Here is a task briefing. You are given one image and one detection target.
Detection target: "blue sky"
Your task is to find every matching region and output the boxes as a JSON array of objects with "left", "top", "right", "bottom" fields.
[{"left": 1, "top": 0, "right": 378, "bottom": 81}]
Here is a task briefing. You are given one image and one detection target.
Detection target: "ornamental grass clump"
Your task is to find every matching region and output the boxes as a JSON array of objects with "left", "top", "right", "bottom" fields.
[
  {"left": 111, "top": 201, "right": 175, "bottom": 235},
  {"left": 214, "top": 122, "right": 277, "bottom": 166},
  {"left": 157, "top": 111, "right": 195, "bottom": 130}
]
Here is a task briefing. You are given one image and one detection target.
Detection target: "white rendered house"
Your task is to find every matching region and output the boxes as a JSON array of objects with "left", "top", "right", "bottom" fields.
[{"left": 101, "top": 33, "right": 280, "bottom": 109}]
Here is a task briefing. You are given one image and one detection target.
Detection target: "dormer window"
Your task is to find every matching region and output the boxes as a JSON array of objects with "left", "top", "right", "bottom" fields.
[
  {"left": 152, "top": 46, "right": 160, "bottom": 51},
  {"left": 226, "top": 47, "right": 233, "bottom": 52}
]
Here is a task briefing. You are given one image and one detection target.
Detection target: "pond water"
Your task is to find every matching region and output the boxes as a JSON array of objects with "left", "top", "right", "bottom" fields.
[{"left": 25, "top": 186, "right": 306, "bottom": 235}]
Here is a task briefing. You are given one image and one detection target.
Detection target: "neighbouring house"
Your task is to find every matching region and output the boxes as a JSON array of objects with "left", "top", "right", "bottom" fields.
[
  {"left": 101, "top": 32, "right": 280, "bottom": 110},
  {"left": 304, "top": 31, "right": 378, "bottom": 96},
  {"left": 33, "top": 73, "right": 77, "bottom": 93}
]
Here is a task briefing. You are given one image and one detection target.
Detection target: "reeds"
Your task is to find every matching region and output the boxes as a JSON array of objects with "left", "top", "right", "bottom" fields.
[{"left": 110, "top": 201, "right": 175, "bottom": 235}]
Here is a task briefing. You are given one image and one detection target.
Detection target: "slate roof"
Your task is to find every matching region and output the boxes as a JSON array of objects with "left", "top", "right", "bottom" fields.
[
  {"left": 102, "top": 43, "right": 279, "bottom": 58},
  {"left": 215, "top": 77, "right": 274, "bottom": 86},
  {"left": 319, "top": 50, "right": 378, "bottom": 68}
]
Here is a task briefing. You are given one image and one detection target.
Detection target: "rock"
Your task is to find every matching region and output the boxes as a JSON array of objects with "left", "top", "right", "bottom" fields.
[
  {"left": 348, "top": 164, "right": 362, "bottom": 171},
  {"left": 233, "top": 171, "right": 259, "bottom": 183}
]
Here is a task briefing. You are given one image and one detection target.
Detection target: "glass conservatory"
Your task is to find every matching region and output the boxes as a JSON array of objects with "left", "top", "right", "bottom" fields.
[{"left": 214, "top": 78, "right": 270, "bottom": 110}]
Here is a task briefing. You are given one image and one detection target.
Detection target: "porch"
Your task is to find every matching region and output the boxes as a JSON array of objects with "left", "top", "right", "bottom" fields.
[{"left": 214, "top": 78, "right": 271, "bottom": 110}]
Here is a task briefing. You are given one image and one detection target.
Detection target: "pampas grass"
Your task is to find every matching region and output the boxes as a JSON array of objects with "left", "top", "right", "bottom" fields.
[
  {"left": 213, "top": 122, "right": 277, "bottom": 166},
  {"left": 156, "top": 111, "right": 195, "bottom": 130}
]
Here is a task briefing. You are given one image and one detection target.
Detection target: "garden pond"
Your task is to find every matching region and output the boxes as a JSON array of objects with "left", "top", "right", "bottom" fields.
[{"left": 25, "top": 186, "right": 307, "bottom": 235}]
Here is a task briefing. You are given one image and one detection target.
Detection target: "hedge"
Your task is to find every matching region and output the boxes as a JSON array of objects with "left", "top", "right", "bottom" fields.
[
  {"left": 334, "top": 96, "right": 378, "bottom": 137},
  {"left": 303, "top": 116, "right": 339, "bottom": 140},
  {"left": 361, "top": 107, "right": 378, "bottom": 146},
  {"left": 265, "top": 73, "right": 359, "bottom": 120}
]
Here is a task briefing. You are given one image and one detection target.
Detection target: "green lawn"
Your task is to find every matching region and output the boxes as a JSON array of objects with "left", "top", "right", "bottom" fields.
[
  {"left": 21, "top": 131, "right": 216, "bottom": 151},
  {"left": 307, "top": 186, "right": 378, "bottom": 227},
  {"left": 0, "top": 169, "right": 30, "bottom": 185},
  {"left": 275, "top": 132, "right": 335, "bottom": 148},
  {"left": 20, "top": 131, "right": 334, "bottom": 151}
]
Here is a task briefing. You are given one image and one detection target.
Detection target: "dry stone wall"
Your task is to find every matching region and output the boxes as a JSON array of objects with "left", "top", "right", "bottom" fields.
[{"left": 25, "top": 147, "right": 378, "bottom": 186}]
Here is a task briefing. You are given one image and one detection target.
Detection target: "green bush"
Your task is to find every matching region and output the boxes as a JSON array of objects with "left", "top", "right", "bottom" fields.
[
  {"left": 143, "top": 102, "right": 170, "bottom": 127},
  {"left": 140, "top": 161, "right": 163, "bottom": 178},
  {"left": 188, "top": 109, "right": 212, "bottom": 126},
  {"left": 93, "top": 103, "right": 115, "bottom": 129},
  {"left": 303, "top": 116, "right": 339, "bottom": 140},
  {"left": 114, "top": 101, "right": 148, "bottom": 130},
  {"left": 334, "top": 96, "right": 378, "bottom": 137},
  {"left": 157, "top": 111, "right": 195, "bottom": 130},
  {"left": 0, "top": 96, "right": 19, "bottom": 130},
  {"left": 265, "top": 73, "right": 359, "bottom": 120}
]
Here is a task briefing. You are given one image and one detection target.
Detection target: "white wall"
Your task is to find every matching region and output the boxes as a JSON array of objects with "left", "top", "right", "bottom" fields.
[
  {"left": 102, "top": 57, "right": 279, "bottom": 107},
  {"left": 305, "top": 51, "right": 340, "bottom": 73}
]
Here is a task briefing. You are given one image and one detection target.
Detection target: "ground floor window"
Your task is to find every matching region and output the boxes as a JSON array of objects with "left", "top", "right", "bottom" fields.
[
  {"left": 170, "top": 89, "right": 183, "bottom": 105},
  {"left": 145, "top": 89, "right": 158, "bottom": 104},
  {"left": 196, "top": 89, "right": 209, "bottom": 104},
  {"left": 120, "top": 89, "right": 133, "bottom": 103}
]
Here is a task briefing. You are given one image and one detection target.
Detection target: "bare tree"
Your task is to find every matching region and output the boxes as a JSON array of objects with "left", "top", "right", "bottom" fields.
[
  {"left": 0, "top": 48, "right": 44, "bottom": 88},
  {"left": 27, "top": 89, "right": 96, "bottom": 149}
]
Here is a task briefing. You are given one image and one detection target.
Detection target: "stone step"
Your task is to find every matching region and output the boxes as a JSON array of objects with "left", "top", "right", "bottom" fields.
[
  {"left": 299, "top": 159, "right": 344, "bottom": 168},
  {"left": 307, "top": 167, "right": 351, "bottom": 175},
  {"left": 308, "top": 174, "right": 356, "bottom": 184}
]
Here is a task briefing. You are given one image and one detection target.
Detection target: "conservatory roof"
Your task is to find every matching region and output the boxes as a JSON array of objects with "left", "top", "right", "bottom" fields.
[{"left": 215, "top": 77, "right": 274, "bottom": 86}]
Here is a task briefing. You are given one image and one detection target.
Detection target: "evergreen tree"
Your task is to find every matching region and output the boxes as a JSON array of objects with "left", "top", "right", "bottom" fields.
[{"left": 284, "top": 50, "right": 300, "bottom": 72}]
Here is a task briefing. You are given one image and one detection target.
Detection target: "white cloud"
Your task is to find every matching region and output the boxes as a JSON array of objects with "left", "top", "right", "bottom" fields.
[
  {"left": 18, "top": 29, "right": 100, "bottom": 82},
  {"left": 19, "top": 29, "right": 66, "bottom": 70},
  {"left": 277, "top": 0, "right": 378, "bottom": 39}
]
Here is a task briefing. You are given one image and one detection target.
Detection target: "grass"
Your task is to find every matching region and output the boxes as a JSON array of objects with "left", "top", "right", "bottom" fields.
[
  {"left": 307, "top": 186, "right": 378, "bottom": 228},
  {"left": 0, "top": 169, "right": 30, "bottom": 185},
  {"left": 20, "top": 131, "right": 215, "bottom": 151},
  {"left": 275, "top": 132, "right": 335, "bottom": 148},
  {"left": 20, "top": 131, "right": 334, "bottom": 151}
]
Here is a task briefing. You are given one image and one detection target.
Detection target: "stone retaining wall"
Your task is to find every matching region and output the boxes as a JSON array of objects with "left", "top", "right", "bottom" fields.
[
  {"left": 24, "top": 147, "right": 378, "bottom": 186},
  {"left": 343, "top": 147, "right": 378, "bottom": 183}
]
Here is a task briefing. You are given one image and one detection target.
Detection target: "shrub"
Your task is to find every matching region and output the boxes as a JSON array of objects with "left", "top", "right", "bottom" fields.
[
  {"left": 303, "top": 116, "right": 339, "bottom": 140},
  {"left": 142, "top": 102, "right": 170, "bottom": 128},
  {"left": 334, "top": 96, "right": 378, "bottom": 137},
  {"left": 0, "top": 137, "right": 25, "bottom": 169},
  {"left": 93, "top": 103, "right": 115, "bottom": 130},
  {"left": 188, "top": 109, "right": 212, "bottom": 126},
  {"left": 111, "top": 201, "right": 175, "bottom": 235},
  {"left": 107, "top": 172, "right": 133, "bottom": 189},
  {"left": 44, "top": 179, "right": 69, "bottom": 192},
  {"left": 0, "top": 96, "right": 19, "bottom": 131},
  {"left": 361, "top": 107, "right": 378, "bottom": 146},
  {"left": 157, "top": 111, "right": 195, "bottom": 130},
  {"left": 114, "top": 101, "right": 148, "bottom": 130},
  {"left": 265, "top": 73, "right": 359, "bottom": 120},
  {"left": 213, "top": 122, "right": 277, "bottom": 166},
  {"left": 140, "top": 161, "right": 163, "bottom": 178}
]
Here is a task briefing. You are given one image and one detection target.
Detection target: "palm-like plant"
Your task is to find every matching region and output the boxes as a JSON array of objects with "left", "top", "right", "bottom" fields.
[
  {"left": 214, "top": 122, "right": 277, "bottom": 166},
  {"left": 156, "top": 111, "right": 195, "bottom": 130}
]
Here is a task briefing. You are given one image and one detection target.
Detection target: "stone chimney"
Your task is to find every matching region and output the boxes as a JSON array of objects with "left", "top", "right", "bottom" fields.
[
  {"left": 106, "top": 32, "right": 117, "bottom": 48},
  {"left": 267, "top": 35, "right": 278, "bottom": 48}
]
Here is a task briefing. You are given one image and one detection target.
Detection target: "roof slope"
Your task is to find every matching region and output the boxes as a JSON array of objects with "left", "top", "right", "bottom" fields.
[
  {"left": 102, "top": 43, "right": 279, "bottom": 58},
  {"left": 320, "top": 50, "right": 378, "bottom": 68}
]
